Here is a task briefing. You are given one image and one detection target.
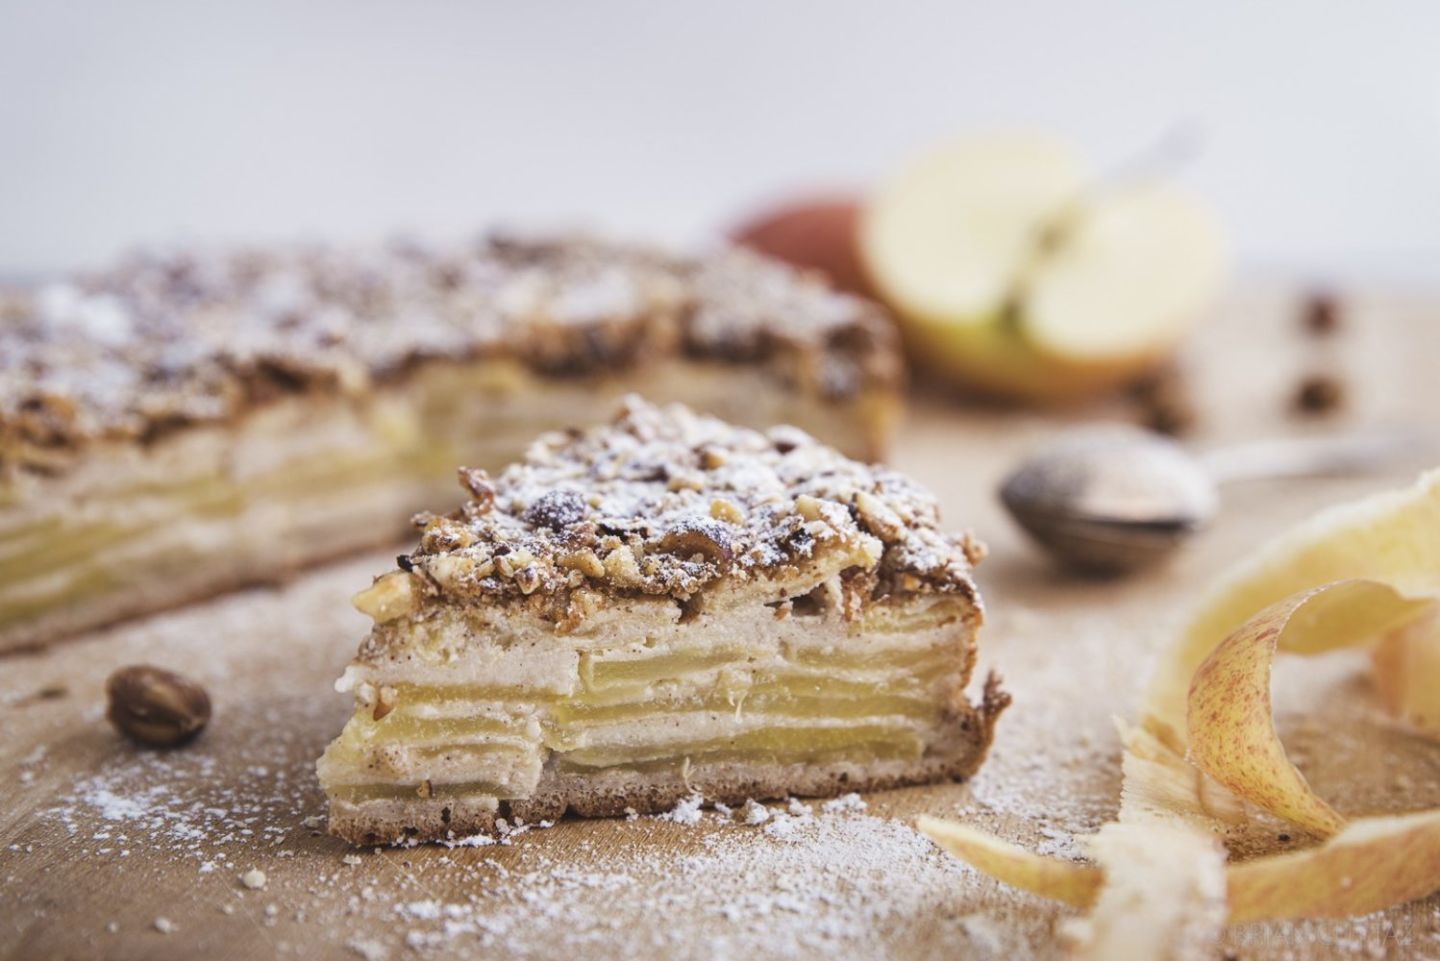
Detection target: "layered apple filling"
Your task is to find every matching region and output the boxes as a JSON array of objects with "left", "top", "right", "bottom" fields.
[
  {"left": 317, "top": 399, "right": 1005, "bottom": 844},
  {"left": 319, "top": 611, "right": 967, "bottom": 808}
]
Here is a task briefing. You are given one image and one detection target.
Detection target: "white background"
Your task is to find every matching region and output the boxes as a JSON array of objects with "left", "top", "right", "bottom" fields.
[{"left": 2, "top": 0, "right": 1438, "bottom": 285}]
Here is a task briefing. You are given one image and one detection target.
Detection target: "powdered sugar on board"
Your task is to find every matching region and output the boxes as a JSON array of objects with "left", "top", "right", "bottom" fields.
[
  {"left": 318, "top": 800, "right": 1045, "bottom": 960},
  {"left": 10, "top": 713, "right": 1058, "bottom": 961}
]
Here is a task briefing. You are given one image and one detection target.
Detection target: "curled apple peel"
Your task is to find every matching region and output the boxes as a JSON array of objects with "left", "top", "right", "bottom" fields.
[
  {"left": 1226, "top": 811, "right": 1440, "bottom": 922},
  {"left": 1186, "top": 579, "right": 1434, "bottom": 836},
  {"left": 919, "top": 470, "right": 1440, "bottom": 955},
  {"left": 916, "top": 815, "right": 1102, "bottom": 908}
]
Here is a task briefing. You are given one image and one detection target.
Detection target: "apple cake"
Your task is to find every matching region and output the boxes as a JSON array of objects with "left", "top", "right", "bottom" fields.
[
  {"left": 0, "top": 236, "right": 903, "bottom": 652},
  {"left": 318, "top": 397, "right": 1006, "bottom": 845}
]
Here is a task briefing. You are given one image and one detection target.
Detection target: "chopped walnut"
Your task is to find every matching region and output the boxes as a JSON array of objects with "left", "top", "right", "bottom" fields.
[
  {"left": 710, "top": 498, "right": 744, "bottom": 525},
  {"left": 372, "top": 685, "right": 398, "bottom": 721},
  {"left": 853, "top": 490, "right": 904, "bottom": 542},
  {"left": 495, "top": 548, "right": 537, "bottom": 578},
  {"left": 352, "top": 572, "right": 419, "bottom": 623},
  {"left": 656, "top": 519, "right": 734, "bottom": 570},
  {"left": 513, "top": 566, "right": 542, "bottom": 594},
  {"left": 603, "top": 545, "right": 644, "bottom": 586},
  {"left": 666, "top": 471, "right": 705, "bottom": 493},
  {"left": 560, "top": 549, "right": 606, "bottom": 578},
  {"left": 794, "top": 494, "right": 825, "bottom": 522},
  {"left": 423, "top": 555, "right": 474, "bottom": 588},
  {"left": 458, "top": 467, "right": 496, "bottom": 510}
]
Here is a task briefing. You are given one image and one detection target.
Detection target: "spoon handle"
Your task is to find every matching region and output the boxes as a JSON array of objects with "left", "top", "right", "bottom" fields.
[{"left": 1198, "top": 429, "right": 1432, "bottom": 485}]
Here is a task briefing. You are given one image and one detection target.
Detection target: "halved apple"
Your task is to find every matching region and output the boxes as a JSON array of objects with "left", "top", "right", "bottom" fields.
[{"left": 860, "top": 135, "right": 1226, "bottom": 402}]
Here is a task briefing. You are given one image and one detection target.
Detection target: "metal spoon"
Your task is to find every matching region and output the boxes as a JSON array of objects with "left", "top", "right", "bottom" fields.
[{"left": 999, "top": 424, "right": 1423, "bottom": 573}]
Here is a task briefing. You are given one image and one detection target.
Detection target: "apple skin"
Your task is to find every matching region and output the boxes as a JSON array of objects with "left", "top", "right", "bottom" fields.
[
  {"left": 893, "top": 309, "right": 1181, "bottom": 403},
  {"left": 729, "top": 196, "right": 874, "bottom": 299}
]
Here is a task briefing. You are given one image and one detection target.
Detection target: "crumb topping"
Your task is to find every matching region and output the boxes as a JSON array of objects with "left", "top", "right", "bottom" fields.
[
  {"left": 0, "top": 235, "right": 900, "bottom": 474},
  {"left": 388, "top": 398, "right": 981, "bottom": 626}
]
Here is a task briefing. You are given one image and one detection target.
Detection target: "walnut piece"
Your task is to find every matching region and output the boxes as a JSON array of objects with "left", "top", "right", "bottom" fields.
[
  {"left": 372, "top": 685, "right": 398, "bottom": 721},
  {"left": 656, "top": 519, "right": 734, "bottom": 570},
  {"left": 458, "top": 467, "right": 496, "bottom": 510},
  {"left": 352, "top": 572, "right": 419, "bottom": 623},
  {"left": 710, "top": 498, "right": 744, "bottom": 525},
  {"left": 853, "top": 490, "right": 904, "bottom": 542},
  {"left": 560, "top": 549, "right": 606, "bottom": 579}
]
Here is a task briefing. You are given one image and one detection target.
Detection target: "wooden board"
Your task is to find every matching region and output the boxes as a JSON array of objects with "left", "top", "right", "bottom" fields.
[{"left": 4, "top": 284, "right": 1440, "bottom": 961}]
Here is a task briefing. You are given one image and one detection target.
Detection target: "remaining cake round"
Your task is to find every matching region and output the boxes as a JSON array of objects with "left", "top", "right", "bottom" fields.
[{"left": 0, "top": 235, "right": 904, "bottom": 653}]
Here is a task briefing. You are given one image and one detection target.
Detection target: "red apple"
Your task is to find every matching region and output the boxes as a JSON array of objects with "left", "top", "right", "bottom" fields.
[{"left": 729, "top": 196, "right": 873, "bottom": 298}]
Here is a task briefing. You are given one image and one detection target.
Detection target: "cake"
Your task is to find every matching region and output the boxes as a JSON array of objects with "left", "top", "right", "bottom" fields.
[
  {"left": 0, "top": 236, "right": 903, "bottom": 652},
  {"left": 318, "top": 397, "right": 1006, "bottom": 845}
]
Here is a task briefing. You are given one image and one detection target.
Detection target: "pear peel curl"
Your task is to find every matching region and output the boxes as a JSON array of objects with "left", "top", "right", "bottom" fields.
[{"left": 919, "top": 471, "right": 1440, "bottom": 958}]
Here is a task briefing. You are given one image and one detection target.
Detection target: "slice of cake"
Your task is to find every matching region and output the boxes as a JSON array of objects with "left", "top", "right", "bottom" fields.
[
  {"left": 0, "top": 235, "right": 902, "bottom": 652},
  {"left": 318, "top": 397, "right": 1006, "bottom": 845}
]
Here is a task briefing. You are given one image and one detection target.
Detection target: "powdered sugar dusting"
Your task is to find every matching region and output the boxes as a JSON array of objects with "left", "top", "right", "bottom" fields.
[{"left": 657, "top": 794, "right": 705, "bottom": 826}]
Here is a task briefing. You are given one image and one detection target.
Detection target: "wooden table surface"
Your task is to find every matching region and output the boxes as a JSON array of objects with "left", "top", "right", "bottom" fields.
[{"left": 4, "top": 285, "right": 1439, "bottom": 961}]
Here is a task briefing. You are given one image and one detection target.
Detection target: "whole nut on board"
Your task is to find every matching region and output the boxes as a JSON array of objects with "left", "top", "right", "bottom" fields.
[{"left": 105, "top": 665, "right": 212, "bottom": 747}]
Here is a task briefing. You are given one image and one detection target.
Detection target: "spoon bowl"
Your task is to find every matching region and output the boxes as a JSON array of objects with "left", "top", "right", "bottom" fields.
[
  {"left": 999, "top": 425, "right": 1219, "bottom": 573},
  {"left": 1001, "top": 423, "right": 1428, "bottom": 574}
]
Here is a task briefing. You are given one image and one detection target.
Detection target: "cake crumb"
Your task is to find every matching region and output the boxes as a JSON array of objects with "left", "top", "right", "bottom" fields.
[
  {"left": 741, "top": 799, "right": 771, "bottom": 825},
  {"left": 240, "top": 868, "right": 267, "bottom": 890},
  {"left": 658, "top": 794, "right": 705, "bottom": 826}
]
